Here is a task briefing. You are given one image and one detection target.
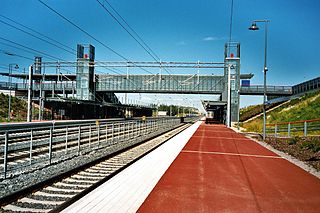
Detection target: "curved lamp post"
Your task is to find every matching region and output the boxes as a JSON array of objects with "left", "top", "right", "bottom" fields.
[{"left": 249, "top": 20, "right": 270, "bottom": 141}]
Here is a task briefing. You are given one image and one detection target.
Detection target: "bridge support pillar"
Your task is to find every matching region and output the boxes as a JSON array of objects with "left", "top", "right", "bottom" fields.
[
  {"left": 76, "top": 44, "right": 95, "bottom": 101},
  {"left": 222, "top": 42, "right": 241, "bottom": 126},
  {"left": 27, "top": 65, "right": 33, "bottom": 122}
]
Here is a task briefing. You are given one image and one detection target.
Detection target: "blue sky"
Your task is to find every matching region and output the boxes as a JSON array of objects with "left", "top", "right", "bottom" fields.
[{"left": 1, "top": 0, "right": 319, "bottom": 110}]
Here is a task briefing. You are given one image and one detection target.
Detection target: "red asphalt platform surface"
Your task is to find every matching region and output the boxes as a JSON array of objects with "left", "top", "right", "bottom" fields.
[{"left": 138, "top": 123, "right": 320, "bottom": 213}]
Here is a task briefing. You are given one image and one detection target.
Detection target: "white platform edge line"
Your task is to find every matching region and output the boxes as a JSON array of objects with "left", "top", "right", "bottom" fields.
[{"left": 181, "top": 150, "right": 283, "bottom": 159}]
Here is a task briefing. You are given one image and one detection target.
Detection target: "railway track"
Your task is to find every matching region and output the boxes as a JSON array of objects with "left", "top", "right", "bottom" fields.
[
  {"left": 0, "top": 123, "right": 191, "bottom": 212},
  {"left": 1, "top": 118, "right": 180, "bottom": 179},
  {"left": 0, "top": 122, "right": 140, "bottom": 165}
]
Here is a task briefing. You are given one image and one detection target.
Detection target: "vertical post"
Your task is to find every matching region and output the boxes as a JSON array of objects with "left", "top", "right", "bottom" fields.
[
  {"left": 65, "top": 126, "right": 68, "bottom": 154},
  {"left": 63, "top": 85, "right": 66, "bottom": 98},
  {"left": 38, "top": 79, "right": 42, "bottom": 121},
  {"left": 123, "top": 122, "right": 125, "bottom": 140},
  {"left": 151, "top": 120, "right": 154, "bottom": 132},
  {"left": 304, "top": 121, "right": 307, "bottom": 137},
  {"left": 8, "top": 65, "right": 12, "bottom": 121},
  {"left": 288, "top": 123, "right": 291, "bottom": 138},
  {"left": 151, "top": 120, "right": 154, "bottom": 133},
  {"left": 159, "top": 60, "right": 162, "bottom": 89},
  {"left": 39, "top": 65, "right": 45, "bottom": 121},
  {"left": 52, "top": 82, "right": 54, "bottom": 98},
  {"left": 262, "top": 22, "right": 268, "bottom": 141},
  {"left": 249, "top": 20, "right": 269, "bottom": 141},
  {"left": 132, "top": 122, "right": 134, "bottom": 138},
  {"left": 27, "top": 65, "right": 33, "bottom": 122},
  {"left": 125, "top": 62, "right": 129, "bottom": 105},
  {"left": 274, "top": 124, "right": 277, "bottom": 138},
  {"left": 49, "top": 127, "right": 53, "bottom": 164},
  {"left": 227, "top": 65, "right": 231, "bottom": 127},
  {"left": 197, "top": 60, "right": 200, "bottom": 85},
  {"left": 40, "top": 91, "right": 45, "bottom": 120},
  {"left": 106, "top": 123, "right": 108, "bottom": 143},
  {"left": 112, "top": 123, "right": 114, "bottom": 143},
  {"left": 30, "top": 129, "right": 33, "bottom": 165},
  {"left": 72, "top": 85, "right": 75, "bottom": 98},
  {"left": 127, "top": 122, "right": 130, "bottom": 139},
  {"left": 156, "top": 119, "right": 158, "bottom": 131},
  {"left": 137, "top": 121, "right": 140, "bottom": 137},
  {"left": 78, "top": 125, "right": 81, "bottom": 155},
  {"left": 89, "top": 124, "right": 92, "bottom": 148},
  {"left": 4, "top": 131, "right": 9, "bottom": 179},
  {"left": 97, "top": 123, "right": 100, "bottom": 147}
]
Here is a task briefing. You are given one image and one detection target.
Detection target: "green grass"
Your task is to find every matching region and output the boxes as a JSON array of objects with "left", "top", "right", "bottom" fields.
[
  {"left": 239, "top": 102, "right": 283, "bottom": 122},
  {"left": 0, "top": 93, "right": 28, "bottom": 122},
  {"left": 241, "top": 90, "right": 320, "bottom": 133},
  {"left": 0, "top": 93, "right": 52, "bottom": 122}
]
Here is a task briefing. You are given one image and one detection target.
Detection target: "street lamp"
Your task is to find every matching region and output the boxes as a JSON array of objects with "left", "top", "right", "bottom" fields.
[
  {"left": 8, "top": 64, "right": 19, "bottom": 121},
  {"left": 249, "top": 20, "right": 270, "bottom": 141}
]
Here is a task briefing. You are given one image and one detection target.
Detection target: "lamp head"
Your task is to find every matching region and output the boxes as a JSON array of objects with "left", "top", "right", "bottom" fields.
[
  {"left": 249, "top": 22, "right": 259, "bottom": 31},
  {"left": 14, "top": 64, "right": 19, "bottom": 69}
]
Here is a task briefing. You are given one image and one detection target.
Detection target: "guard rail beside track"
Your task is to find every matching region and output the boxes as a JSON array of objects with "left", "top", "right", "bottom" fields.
[{"left": 0, "top": 117, "right": 186, "bottom": 179}]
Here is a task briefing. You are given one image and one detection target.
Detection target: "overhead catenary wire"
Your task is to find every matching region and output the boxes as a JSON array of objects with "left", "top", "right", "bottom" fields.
[
  {"left": 0, "top": 36, "right": 66, "bottom": 61},
  {"left": 0, "top": 19, "right": 75, "bottom": 55},
  {"left": 0, "top": 14, "right": 136, "bottom": 77},
  {"left": 0, "top": 48, "right": 34, "bottom": 61},
  {"left": 97, "top": 0, "right": 194, "bottom": 100},
  {"left": 38, "top": 0, "right": 157, "bottom": 76},
  {"left": 37, "top": 0, "right": 124, "bottom": 59},
  {"left": 102, "top": 0, "right": 161, "bottom": 62},
  {"left": 98, "top": 0, "right": 175, "bottom": 76},
  {"left": 0, "top": 38, "right": 75, "bottom": 73},
  {"left": 0, "top": 14, "right": 76, "bottom": 53},
  {"left": 96, "top": 0, "right": 159, "bottom": 63},
  {"left": 37, "top": 0, "right": 155, "bottom": 76},
  {"left": 0, "top": 40, "right": 66, "bottom": 64},
  {"left": 0, "top": 15, "right": 120, "bottom": 75},
  {"left": 36, "top": 0, "right": 207, "bottom": 108}
]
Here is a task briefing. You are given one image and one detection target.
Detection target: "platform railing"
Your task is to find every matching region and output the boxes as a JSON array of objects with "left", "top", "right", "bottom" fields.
[
  {"left": 266, "top": 118, "right": 320, "bottom": 138},
  {"left": 0, "top": 81, "right": 76, "bottom": 91},
  {"left": 0, "top": 117, "right": 182, "bottom": 179},
  {"left": 241, "top": 85, "right": 292, "bottom": 94}
]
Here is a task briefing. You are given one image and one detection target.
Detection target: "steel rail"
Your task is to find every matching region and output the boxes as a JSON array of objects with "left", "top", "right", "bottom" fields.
[{"left": 0, "top": 121, "right": 195, "bottom": 211}]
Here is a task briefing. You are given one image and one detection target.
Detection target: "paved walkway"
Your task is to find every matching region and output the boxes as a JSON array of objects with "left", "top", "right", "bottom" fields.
[
  {"left": 138, "top": 124, "right": 320, "bottom": 213},
  {"left": 62, "top": 121, "right": 201, "bottom": 213}
]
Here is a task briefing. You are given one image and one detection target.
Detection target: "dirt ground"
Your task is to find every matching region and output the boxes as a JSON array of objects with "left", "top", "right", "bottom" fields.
[{"left": 264, "top": 136, "right": 320, "bottom": 171}]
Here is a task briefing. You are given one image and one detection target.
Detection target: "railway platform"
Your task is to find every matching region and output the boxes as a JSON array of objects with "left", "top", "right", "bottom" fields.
[{"left": 63, "top": 121, "right": 320, "bottom": 213}]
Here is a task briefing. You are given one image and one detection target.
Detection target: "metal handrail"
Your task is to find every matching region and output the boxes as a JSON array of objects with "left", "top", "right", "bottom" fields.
[
  {"left": 266, "top": 118, "right": 320, "bottom": 126},
  {"left": 266, "top": 118, "right": 320, "bottom": 137},
  {"left": 0, "top": 117, "right": 184, "bottom": 179}
]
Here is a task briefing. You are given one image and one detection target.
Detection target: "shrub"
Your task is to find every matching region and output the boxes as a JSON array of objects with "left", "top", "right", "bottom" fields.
[
  {"left": 300, "top": 138, "right": 320, "bottom": 153},
  {"left": 288, "top": 136, "right": 299, "bottom": 145}
]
